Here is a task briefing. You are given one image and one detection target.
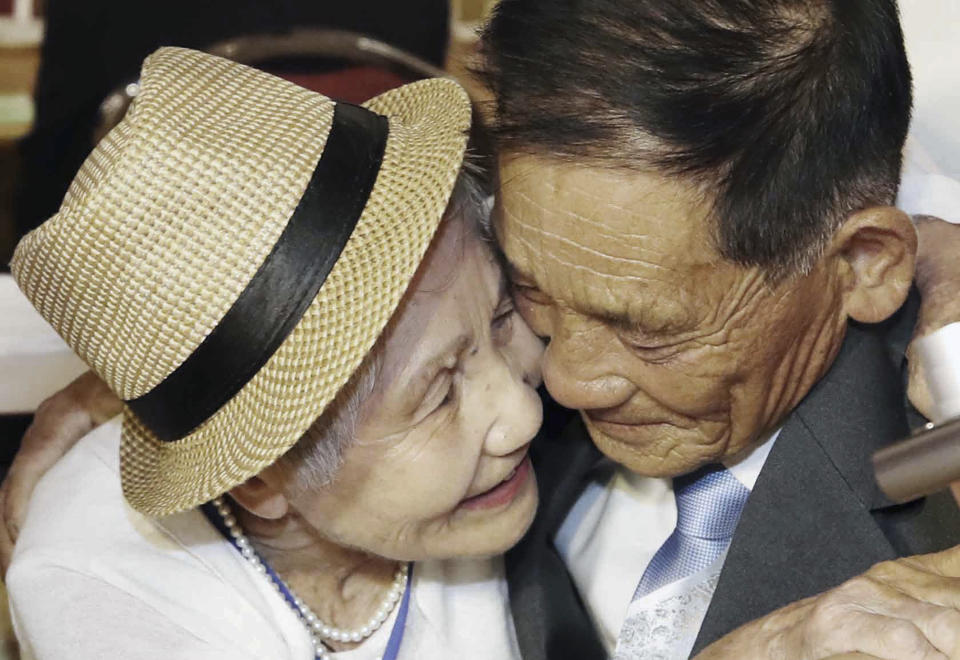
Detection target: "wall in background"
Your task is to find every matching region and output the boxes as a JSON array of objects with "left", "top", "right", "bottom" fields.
[
  {"left": 0, "top": 0, "right": 43, "bottom": 46},
  {"left": 900, "top": 0, "right": 960, "bottom": 180}
]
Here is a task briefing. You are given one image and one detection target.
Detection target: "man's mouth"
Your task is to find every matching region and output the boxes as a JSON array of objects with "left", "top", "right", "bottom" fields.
[
  {"left": 584, "top": 413, "right": 682, "bottom": 444},
  {"left": 459, "top": 456, "right": 532, "bottom": 511}
]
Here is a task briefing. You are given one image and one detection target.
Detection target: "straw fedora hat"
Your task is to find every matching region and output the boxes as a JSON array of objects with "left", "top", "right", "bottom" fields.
[{"left": 11, "top": 47, "right": 471, "bottom": 517}]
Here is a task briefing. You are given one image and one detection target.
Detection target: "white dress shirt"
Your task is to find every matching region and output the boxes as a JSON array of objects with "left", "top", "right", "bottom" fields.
[{"left": 554, "top": 429, "right": 780, "bottom": 656}]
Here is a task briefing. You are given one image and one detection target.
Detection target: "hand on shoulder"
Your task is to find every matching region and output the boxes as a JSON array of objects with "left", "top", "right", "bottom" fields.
[{"left": 695, "top": 546, "right": 960, "bottom": 659}]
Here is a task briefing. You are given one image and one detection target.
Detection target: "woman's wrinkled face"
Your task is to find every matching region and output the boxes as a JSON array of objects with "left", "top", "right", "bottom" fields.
[{"left": 288, "top": 216, "right": 544, "bottom": 560}]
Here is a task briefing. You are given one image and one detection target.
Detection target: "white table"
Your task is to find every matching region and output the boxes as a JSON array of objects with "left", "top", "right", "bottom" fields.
[{"left": 0, "top": 273, "right": 86, "bottom": 414}]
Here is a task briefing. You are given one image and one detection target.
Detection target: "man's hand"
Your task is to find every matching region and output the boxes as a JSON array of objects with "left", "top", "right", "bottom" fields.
[
  {"left": 696, "top": 547, "right": 960, "bottom": 660},
  {"left": 907, "top": 216, "right": 960, "bottom": 421},
  {"left": 0, "top": 371, "right": 120, "bottom": 574}
]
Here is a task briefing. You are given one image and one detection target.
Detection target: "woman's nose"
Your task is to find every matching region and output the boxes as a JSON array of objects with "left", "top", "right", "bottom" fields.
[{"left": 482, "top": 359, "right": 544, "bottom": 457}]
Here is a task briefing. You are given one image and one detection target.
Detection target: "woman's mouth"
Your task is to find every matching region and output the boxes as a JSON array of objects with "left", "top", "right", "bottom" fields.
[{"left": 459, "top": 456, "right": 532, "bottom": 511}]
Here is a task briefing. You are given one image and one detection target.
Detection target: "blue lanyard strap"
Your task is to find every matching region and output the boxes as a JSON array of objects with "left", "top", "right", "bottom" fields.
[
  {"left": 382, "top": 563, "right": 412, "bottom": 660},
  {"left": 200, "top": 501, "right": 411, "bottom": 659}
]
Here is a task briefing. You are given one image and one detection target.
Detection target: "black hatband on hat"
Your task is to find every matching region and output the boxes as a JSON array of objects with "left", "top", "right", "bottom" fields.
[{"left": 127, "top": 102, "right": 389, "bottom": 443}]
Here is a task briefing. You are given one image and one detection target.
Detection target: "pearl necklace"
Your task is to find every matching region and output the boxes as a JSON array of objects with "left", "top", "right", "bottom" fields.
[{"left": 212, "top": 497, "right": 409, "bottom": 660}]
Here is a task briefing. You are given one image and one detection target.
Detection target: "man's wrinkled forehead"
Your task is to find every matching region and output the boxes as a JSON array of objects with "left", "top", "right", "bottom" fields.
[
  {"left": 495, "top": 155, "right": 717, "bottom": 277},
  {"left": 494, "top": 155, "right": 726, "bottom": 331}
]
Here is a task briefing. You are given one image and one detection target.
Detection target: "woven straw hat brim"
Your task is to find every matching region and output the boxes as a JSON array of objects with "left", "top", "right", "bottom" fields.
[
  {"left": 121, "top": 79, "right": 471, "bottom": 517},
  {"left": 13, "top": 49, "right": 471, "bottom": 517}
]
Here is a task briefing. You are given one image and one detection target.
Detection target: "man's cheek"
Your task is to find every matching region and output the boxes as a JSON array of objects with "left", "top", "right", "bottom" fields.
[{"left": 632, "top": 349, "right": 737, "bottom": 420}]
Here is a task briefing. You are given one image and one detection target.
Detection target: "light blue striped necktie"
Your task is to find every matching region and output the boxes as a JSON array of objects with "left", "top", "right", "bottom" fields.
[{"left": 631, "top": 463, "right": 751, "bottom": 601}]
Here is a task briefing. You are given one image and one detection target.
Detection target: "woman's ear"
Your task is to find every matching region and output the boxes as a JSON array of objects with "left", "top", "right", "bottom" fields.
[
  {"left": 827, "top": 206, "right": 917, "bottom": 323},
  {"left": 229, "top": 474, "right": 289, "bottom": 520}
]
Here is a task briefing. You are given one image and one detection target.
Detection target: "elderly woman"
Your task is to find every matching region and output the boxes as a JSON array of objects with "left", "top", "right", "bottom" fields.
[{"left": 6, "top": 48, "right": 541, "bottom": 660}]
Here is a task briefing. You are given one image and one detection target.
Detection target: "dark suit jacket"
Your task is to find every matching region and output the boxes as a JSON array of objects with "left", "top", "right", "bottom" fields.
[{"left": 505, "top": 294, "right": 960, "bottom": 660}]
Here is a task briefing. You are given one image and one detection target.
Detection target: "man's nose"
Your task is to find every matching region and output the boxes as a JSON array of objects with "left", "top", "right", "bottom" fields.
[
  {"left": 541, "top": 344, "right": 635, "bottom": 411},
  {"left": 540, "top": 313, "right": 636, "bottom": 412}
]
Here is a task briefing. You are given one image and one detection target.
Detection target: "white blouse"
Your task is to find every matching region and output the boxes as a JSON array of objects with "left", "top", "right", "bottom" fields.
[{"left": 7, "top": 419, "right": 522, "bottom": 660}]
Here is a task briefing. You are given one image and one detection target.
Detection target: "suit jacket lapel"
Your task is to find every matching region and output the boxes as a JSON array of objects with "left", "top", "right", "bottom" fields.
[
  {"left": 693, "top": 323, "right": 909, "bottom": 653},
  {"left": 506, "top": 406, "right": 606, "bottom": 660}
]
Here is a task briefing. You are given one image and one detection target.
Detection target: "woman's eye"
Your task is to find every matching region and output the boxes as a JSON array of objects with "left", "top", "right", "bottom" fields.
[
  {"left": 433, "top": 374, "right": 456, "bottom": 411},
  {"left": 435, "top": 387, "right": 452, "bottom": 410},
  {"left": 491, "top": 302, "right": 516, "bottom": 344},
  {"left": 492, "top": 303, "right": 515, "bottom": 329}
]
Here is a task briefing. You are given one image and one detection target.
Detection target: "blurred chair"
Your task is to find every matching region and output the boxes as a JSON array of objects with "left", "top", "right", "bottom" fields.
[
  {"left": 94, "top": 29, "right": 447, "bottom": 142},
  {"left": 14, "top": 0, "right": 450, "bottom": 243}
]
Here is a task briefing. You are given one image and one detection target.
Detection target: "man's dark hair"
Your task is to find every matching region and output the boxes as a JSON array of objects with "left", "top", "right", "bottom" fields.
[{"left": 479, "top": 0, "right": 912, "bottom": 277}]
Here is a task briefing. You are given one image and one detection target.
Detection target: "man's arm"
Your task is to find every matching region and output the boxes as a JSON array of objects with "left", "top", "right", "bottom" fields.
[{"left": 695, "top": 547, "right": 960, "bottom": 659}]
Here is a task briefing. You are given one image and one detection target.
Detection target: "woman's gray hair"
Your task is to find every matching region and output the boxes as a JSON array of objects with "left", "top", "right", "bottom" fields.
[{"left": 277, "top": 159, "right": 490, "bottom": 493}]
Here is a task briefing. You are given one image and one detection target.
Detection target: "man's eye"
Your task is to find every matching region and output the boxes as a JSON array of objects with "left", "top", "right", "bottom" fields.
[
  {"left": 624, "top": 341, "right": 684, "bottom": 364},
  {"left": 618, "top": 331, "right": 685, "bottom": 363},
  {"left": 512, "top": 282, "right": 551, "bottom": 305}
]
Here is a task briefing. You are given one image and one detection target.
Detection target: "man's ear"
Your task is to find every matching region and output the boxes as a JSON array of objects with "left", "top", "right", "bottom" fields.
[
  {"left": 827, "top": 205, "right": 917, "bottom": 323},
  {"left": 229, "top": 473, "right": 290, "bottom": 520}
]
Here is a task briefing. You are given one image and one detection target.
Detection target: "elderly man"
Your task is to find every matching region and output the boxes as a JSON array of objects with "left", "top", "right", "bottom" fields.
[{"left": 481, "top": 0, "right": 960, "bottom": 658}]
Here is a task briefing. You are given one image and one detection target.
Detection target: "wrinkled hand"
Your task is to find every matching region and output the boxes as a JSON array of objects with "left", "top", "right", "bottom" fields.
[
  {"left": 696, "top": 546, "right": 960, "bottom": 660},
  {"left": 907, "top": 216, "right": 960, "bottom": 421},
  {"left": 0, "top": 371, "right": 120, "bottom": 574}
]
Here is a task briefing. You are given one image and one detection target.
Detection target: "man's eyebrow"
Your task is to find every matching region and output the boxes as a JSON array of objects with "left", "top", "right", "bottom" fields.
[
  {"left": 501, "top": 258, "right": 537, "bottom": 286},
  {"left": 598, "top": 303, "right": 690, "bottom": 337},
  {"left": 597, "top": 309, "right": 638, "bottom": 332}
]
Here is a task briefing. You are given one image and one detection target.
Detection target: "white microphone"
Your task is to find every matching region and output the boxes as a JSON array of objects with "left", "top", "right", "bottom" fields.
[
  {"left": 874, "top": 322, "right": 960, "bottom": 503},
  {"left": 915, "top": 322, "right": 960, "bottom": 424}
]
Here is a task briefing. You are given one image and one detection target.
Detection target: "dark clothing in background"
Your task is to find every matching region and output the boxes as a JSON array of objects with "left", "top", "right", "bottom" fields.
[{"left": 15, "top": 0, "right": 449, "bottom": 238}]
